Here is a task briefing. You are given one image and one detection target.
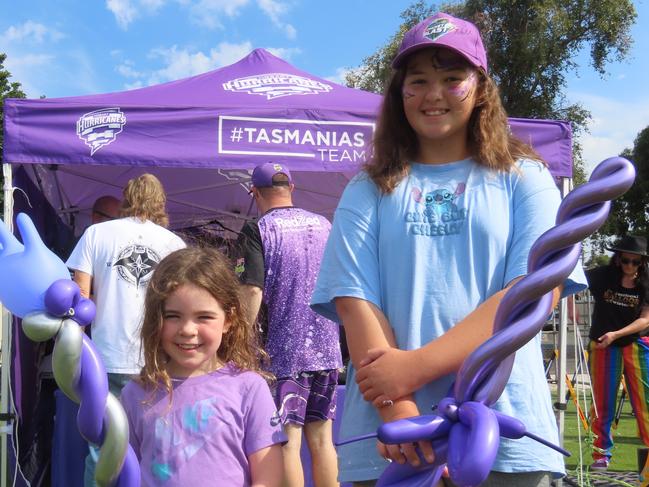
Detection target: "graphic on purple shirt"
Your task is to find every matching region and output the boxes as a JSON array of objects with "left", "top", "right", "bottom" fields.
[
  {"left": 120, "top": 363, "right": 286, "bottom": 486},
  {"left": 236, "top": 207, "right": 342, "bottom": 378}
]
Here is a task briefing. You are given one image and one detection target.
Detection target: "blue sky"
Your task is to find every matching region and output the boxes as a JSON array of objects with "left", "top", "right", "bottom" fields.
[{"left": 2, "top": 0, "right": 648, "bottom": 173}]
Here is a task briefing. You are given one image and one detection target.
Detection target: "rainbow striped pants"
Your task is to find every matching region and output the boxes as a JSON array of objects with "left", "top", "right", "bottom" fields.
[{"left": 588, "top": 337, "right": 649, "bottom": 460}]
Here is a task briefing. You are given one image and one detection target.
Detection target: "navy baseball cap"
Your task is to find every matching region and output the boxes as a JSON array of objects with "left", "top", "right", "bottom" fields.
[
  {"left": 251, "top": 162, "right": 292, "bottom": 188},
  {"left": 392, "top": 13, "right": 488, "bottom": 72}
]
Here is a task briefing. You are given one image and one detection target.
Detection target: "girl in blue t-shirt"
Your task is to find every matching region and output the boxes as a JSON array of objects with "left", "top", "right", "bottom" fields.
[
  {"left": 312, "top": 12, "right": 585, "bottom": 487},
  {"left": 120, "top": 247, "right": 286, "bottom": 487}
]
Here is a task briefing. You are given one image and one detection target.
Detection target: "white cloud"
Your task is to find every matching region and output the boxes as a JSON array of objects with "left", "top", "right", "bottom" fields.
[
  {"left": 0, "top": 21, "right": 66, "bottom": 98},
  {"left": 124, "top": 80, "right": 145, "bottom": 90},
  {"left": 115, "top": 41, "right": 304, "bottom": 89},
  {"left": 0, "top": 21, "right": 64, "bottom": 44},
  {"left": 209, "top": 41, "right": 256, "bottom": 66},
  {"left": 324, "top": 67, "right": 352, "bottom": 85},
  {"left": 570, "top": 92, "right": 649, "bottom": 173},
  {"left": 116, "top": 60, "right": 145, "bottom": 78},
  {"left": 106, "top": 0, "right": 167, "bottom": 29},
  {"left": 104, "top": 0, "right": 295, "bottom": 36},
  {"left": 7, "top": 53, "right": 54, "bottom": 69},
  {"left": 188, "top": 0, "right": 250, "bottom": 29},
  {"left": 264, "top": 46, "right": 301, "bottom": 61},
  {"left": 283, "top": 24, "right": 297, "bottom": 40},
  {"left": 256, "top": 0, "right": 296, "bottom": 39},
  {"left": 123, "top": 41, "right": 253, "bottom": 85},
  {"left": 106, "top": 0, "right": 139, "bottom": 29}
]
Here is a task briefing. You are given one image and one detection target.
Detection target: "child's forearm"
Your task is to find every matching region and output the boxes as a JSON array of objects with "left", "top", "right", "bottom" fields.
[{"left": 415, "top": 284, "right": 563, "bottom": 385}]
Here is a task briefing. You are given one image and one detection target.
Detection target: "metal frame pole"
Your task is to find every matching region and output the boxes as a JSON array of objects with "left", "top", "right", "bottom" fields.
[{"left": 1, "top": 163, "right": 14, "bottom": 487}]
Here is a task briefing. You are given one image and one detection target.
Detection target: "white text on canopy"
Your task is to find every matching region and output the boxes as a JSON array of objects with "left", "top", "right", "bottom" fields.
[{"left": 218, "top": 115, "right": 375, "bottom": 164}]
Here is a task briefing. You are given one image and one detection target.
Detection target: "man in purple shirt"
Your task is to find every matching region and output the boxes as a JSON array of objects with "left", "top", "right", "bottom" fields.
[{"left": 236, "top": 162, "right": 342, "bottom": 487}]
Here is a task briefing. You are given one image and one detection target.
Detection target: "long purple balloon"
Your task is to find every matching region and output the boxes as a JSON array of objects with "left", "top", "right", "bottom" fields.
[
  {"left": 373, "top": 157, "right": 636, "bottom": 487},
  {"left": 44, "top": 278, "right": 140, "bottom": 486}
]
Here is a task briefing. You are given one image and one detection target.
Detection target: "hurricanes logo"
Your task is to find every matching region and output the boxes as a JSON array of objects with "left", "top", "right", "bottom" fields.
[
  {"left": 76, "top": 108, "right": 126, "bottom": 155},
  {"left": 217, "top": 168, "right": 255, "bottom": 193},
  {"left": 424, "top": 18, "right": 457, "bottom": 42},
  {"left": 113, "top": 244, "right": 161, "bottom": 287},
  {"left": 223, "top": 73, "right": 332, "bottom": 100}
]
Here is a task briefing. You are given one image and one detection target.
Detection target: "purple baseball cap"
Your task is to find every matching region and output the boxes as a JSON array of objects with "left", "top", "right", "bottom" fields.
[
  {"left": 251, "top": 162, "right": 293, "bottom": 188},
  {"left": 392, "top": 13, "right": 487, "bottom": 72}
]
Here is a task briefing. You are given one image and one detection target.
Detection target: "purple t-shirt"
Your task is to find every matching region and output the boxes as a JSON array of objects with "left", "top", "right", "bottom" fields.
[
  {"left": 120, "top": 363, "right": 286, "bottom": 487},
  {"left": 236, "top": 207, "right": 342, "bottom": 377}
]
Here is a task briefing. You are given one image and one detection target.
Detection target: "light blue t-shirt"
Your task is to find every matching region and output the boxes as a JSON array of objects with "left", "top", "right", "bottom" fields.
[{"left": 311, "top": 158, "right": 586, "bottom": 482}]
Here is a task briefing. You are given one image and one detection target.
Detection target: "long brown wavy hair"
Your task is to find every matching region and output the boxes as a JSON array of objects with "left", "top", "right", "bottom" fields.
[
  {"left": 120, "top": 173, "right": 170, "bottom": 227},
  {"left": 366, "top": 47, "right": 543, "bottom": 193},
  {"left": 139, "top": 247, "right": 270, "bottom": 402}
]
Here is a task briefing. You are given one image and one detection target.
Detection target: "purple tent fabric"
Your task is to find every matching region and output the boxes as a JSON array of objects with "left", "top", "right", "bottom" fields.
[
  {"left": 2, "top": 47, "right": 572, "bottom": 231},
  {"left": 4, "top": 49, "right": 378, "bottom": 172}
]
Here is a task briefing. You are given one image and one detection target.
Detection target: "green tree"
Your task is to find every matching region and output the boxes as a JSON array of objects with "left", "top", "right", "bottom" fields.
[
  {"left": 590, "top": 125, "right": 649, "bottom": 253},
  {"left": 1, "top": 53, "right": 27, "bottom": 210},
  {"left": 345, "top": 0, "right": 637, "bottom": 186}
]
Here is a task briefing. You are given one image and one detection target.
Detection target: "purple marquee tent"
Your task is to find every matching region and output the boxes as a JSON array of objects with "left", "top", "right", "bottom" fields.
[
  {"left": 1, "top": 48, "right": 574, "bottom": 487},
  {"left": 3, "top": 48, "right": 572, "bottom": 234}
]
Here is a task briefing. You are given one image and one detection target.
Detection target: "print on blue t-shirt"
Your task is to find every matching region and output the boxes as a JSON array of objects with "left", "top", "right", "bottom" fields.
[{"left": 407, "top": 182, "right": 467, "bottom": 236}]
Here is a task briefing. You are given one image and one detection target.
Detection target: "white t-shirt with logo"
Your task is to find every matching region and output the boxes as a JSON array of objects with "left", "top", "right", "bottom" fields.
[{"left": 66, "top": 217, "right": 186, "bottom": 374}]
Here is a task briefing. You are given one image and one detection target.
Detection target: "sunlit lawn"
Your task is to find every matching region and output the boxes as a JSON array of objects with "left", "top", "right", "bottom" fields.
[{"left": 560, "top": 390, "right": 642, "bottom": 472}]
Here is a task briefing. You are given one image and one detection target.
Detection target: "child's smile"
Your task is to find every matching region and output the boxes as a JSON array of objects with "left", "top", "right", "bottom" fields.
[{"left": 161, "top": 283, "right": 230, "bottom": 377}]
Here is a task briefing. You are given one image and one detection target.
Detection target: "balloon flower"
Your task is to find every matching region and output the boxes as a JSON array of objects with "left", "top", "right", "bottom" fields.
[
  {"left": 339, "top": 157, "right": 636, "bottom": 487},
  {"left": 0, "top": 213, "right": 140, "bottom": 487}
]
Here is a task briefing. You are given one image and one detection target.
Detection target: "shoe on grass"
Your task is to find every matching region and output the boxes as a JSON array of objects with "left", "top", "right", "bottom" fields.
[{"left": 589, "top": 458, "right": 609, "bottom": 471}]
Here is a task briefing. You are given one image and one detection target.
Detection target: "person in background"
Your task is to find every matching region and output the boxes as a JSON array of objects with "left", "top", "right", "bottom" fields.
[
  {"left": 121, "top": 247, "right": 285, "bottom": 487},
  {"left": 66, "top": 173, "right": 186, "bottom": 487},
  {"left": 585, "top": 235, "right": 649, "bottom": 475},
  {"left": 91, "top": 195, "right": 121, "bottom": 224},
  {"left": 311, "top": 12, "right": 586, "bottom": 487},
  {"left": 236, "top": 162, "right": 342, "bottom": 487}
]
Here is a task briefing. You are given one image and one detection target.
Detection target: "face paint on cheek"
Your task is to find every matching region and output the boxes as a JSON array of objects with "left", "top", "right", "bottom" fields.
[
  {"left": 448, "top": 72, "right": 477, "bottom": 102},
  {"left": 402, "top": 87, "right": 416, "bottom": 99}
]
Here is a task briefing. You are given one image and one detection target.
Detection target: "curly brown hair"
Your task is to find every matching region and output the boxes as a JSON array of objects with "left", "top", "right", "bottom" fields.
[
  {"left": 139, "top": 247, "right": 270, "bottom": 403},
  {"left": 121, "top": 173, "right": 170, "bottom": 227},
  {"left": 366, "top": 48, "right": 543, "bottom": 194}
]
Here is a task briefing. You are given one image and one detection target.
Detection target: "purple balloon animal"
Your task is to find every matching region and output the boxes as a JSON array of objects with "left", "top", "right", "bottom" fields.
[
  {"left": 340, "top": 157, "right": 636, "bottom": 487},
  {"left": 0, "top": 213, "right": 140, "bottom": 487}
]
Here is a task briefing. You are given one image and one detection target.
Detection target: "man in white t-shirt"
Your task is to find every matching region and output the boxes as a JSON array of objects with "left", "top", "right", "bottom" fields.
[{"left": 66, "top": 173, "right": 185, "bottom": 487}]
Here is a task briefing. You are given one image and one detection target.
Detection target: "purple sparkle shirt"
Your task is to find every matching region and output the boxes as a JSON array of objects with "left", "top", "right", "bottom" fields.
[{"left": 236, "top": 207, "right": 342, "bottom": 377}]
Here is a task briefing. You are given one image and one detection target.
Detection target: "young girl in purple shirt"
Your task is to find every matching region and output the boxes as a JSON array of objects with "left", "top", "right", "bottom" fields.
[{"left": 120, "top": 247, "right": 286, "bottom": 487}]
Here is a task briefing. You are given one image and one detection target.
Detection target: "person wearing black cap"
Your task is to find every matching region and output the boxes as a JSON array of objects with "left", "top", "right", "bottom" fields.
[
  {"left": 585, "top": 235, "right": 649, "bottom": 473},
  {"left": 235, "top": 162, "right": 342, "bottom": 487}
]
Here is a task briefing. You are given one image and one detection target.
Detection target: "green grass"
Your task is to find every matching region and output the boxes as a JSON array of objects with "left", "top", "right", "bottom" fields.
[{"left": 560, "top": 390, "right": 643, "bottom": 472}]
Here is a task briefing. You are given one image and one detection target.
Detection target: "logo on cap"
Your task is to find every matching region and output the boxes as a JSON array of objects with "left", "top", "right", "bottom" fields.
[
  {"left": 272, "top": 163, "right": 283, "bottom": 172},
  {"left": 424, "top": 18, "right": 457, "bottom": 42}
]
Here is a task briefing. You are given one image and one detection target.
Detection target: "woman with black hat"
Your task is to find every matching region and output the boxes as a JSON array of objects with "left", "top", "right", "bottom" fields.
[{"left": 585, "top": 235, "right": 649, "bottom": 472}]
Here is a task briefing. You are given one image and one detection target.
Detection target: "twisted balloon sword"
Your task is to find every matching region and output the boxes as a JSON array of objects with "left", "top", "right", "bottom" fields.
[
  {"left": 0, "top": 213, "right": 139, "bottom": 487},
  {"left": 339, "top": 157, "right": 636, "bottom": 487}
]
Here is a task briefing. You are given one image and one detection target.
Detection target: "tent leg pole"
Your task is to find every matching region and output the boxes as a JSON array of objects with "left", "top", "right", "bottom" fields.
[
  {"left": 554, "top": 176, "right": 572, "bottom": 487},
  {"left": 555, "top": 297, "right": 569, "bottom": 486},
  {"left": 1, "top": 163, "right": 14, "bottom": 487}
]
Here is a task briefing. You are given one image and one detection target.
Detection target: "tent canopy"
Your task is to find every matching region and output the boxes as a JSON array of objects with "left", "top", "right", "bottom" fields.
[{"left": 3, "top": 48, "right": 572, "bottom": 234}]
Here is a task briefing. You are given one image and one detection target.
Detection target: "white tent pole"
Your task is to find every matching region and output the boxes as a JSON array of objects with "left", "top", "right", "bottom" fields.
[
  {"left": 1, "top": 163, "right": 14, "bottom": 487},
  {"left": 553, "top": 176, "right": 573, "bottom": 487}
]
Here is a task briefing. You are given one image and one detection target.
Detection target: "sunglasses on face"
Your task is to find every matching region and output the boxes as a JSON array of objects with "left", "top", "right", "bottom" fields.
[
  {"left": 620, "top": 257, "right": 642, "bottom": 266},
  {"left": 93, "top": 210, "right": 116, "bottom": 220}
]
